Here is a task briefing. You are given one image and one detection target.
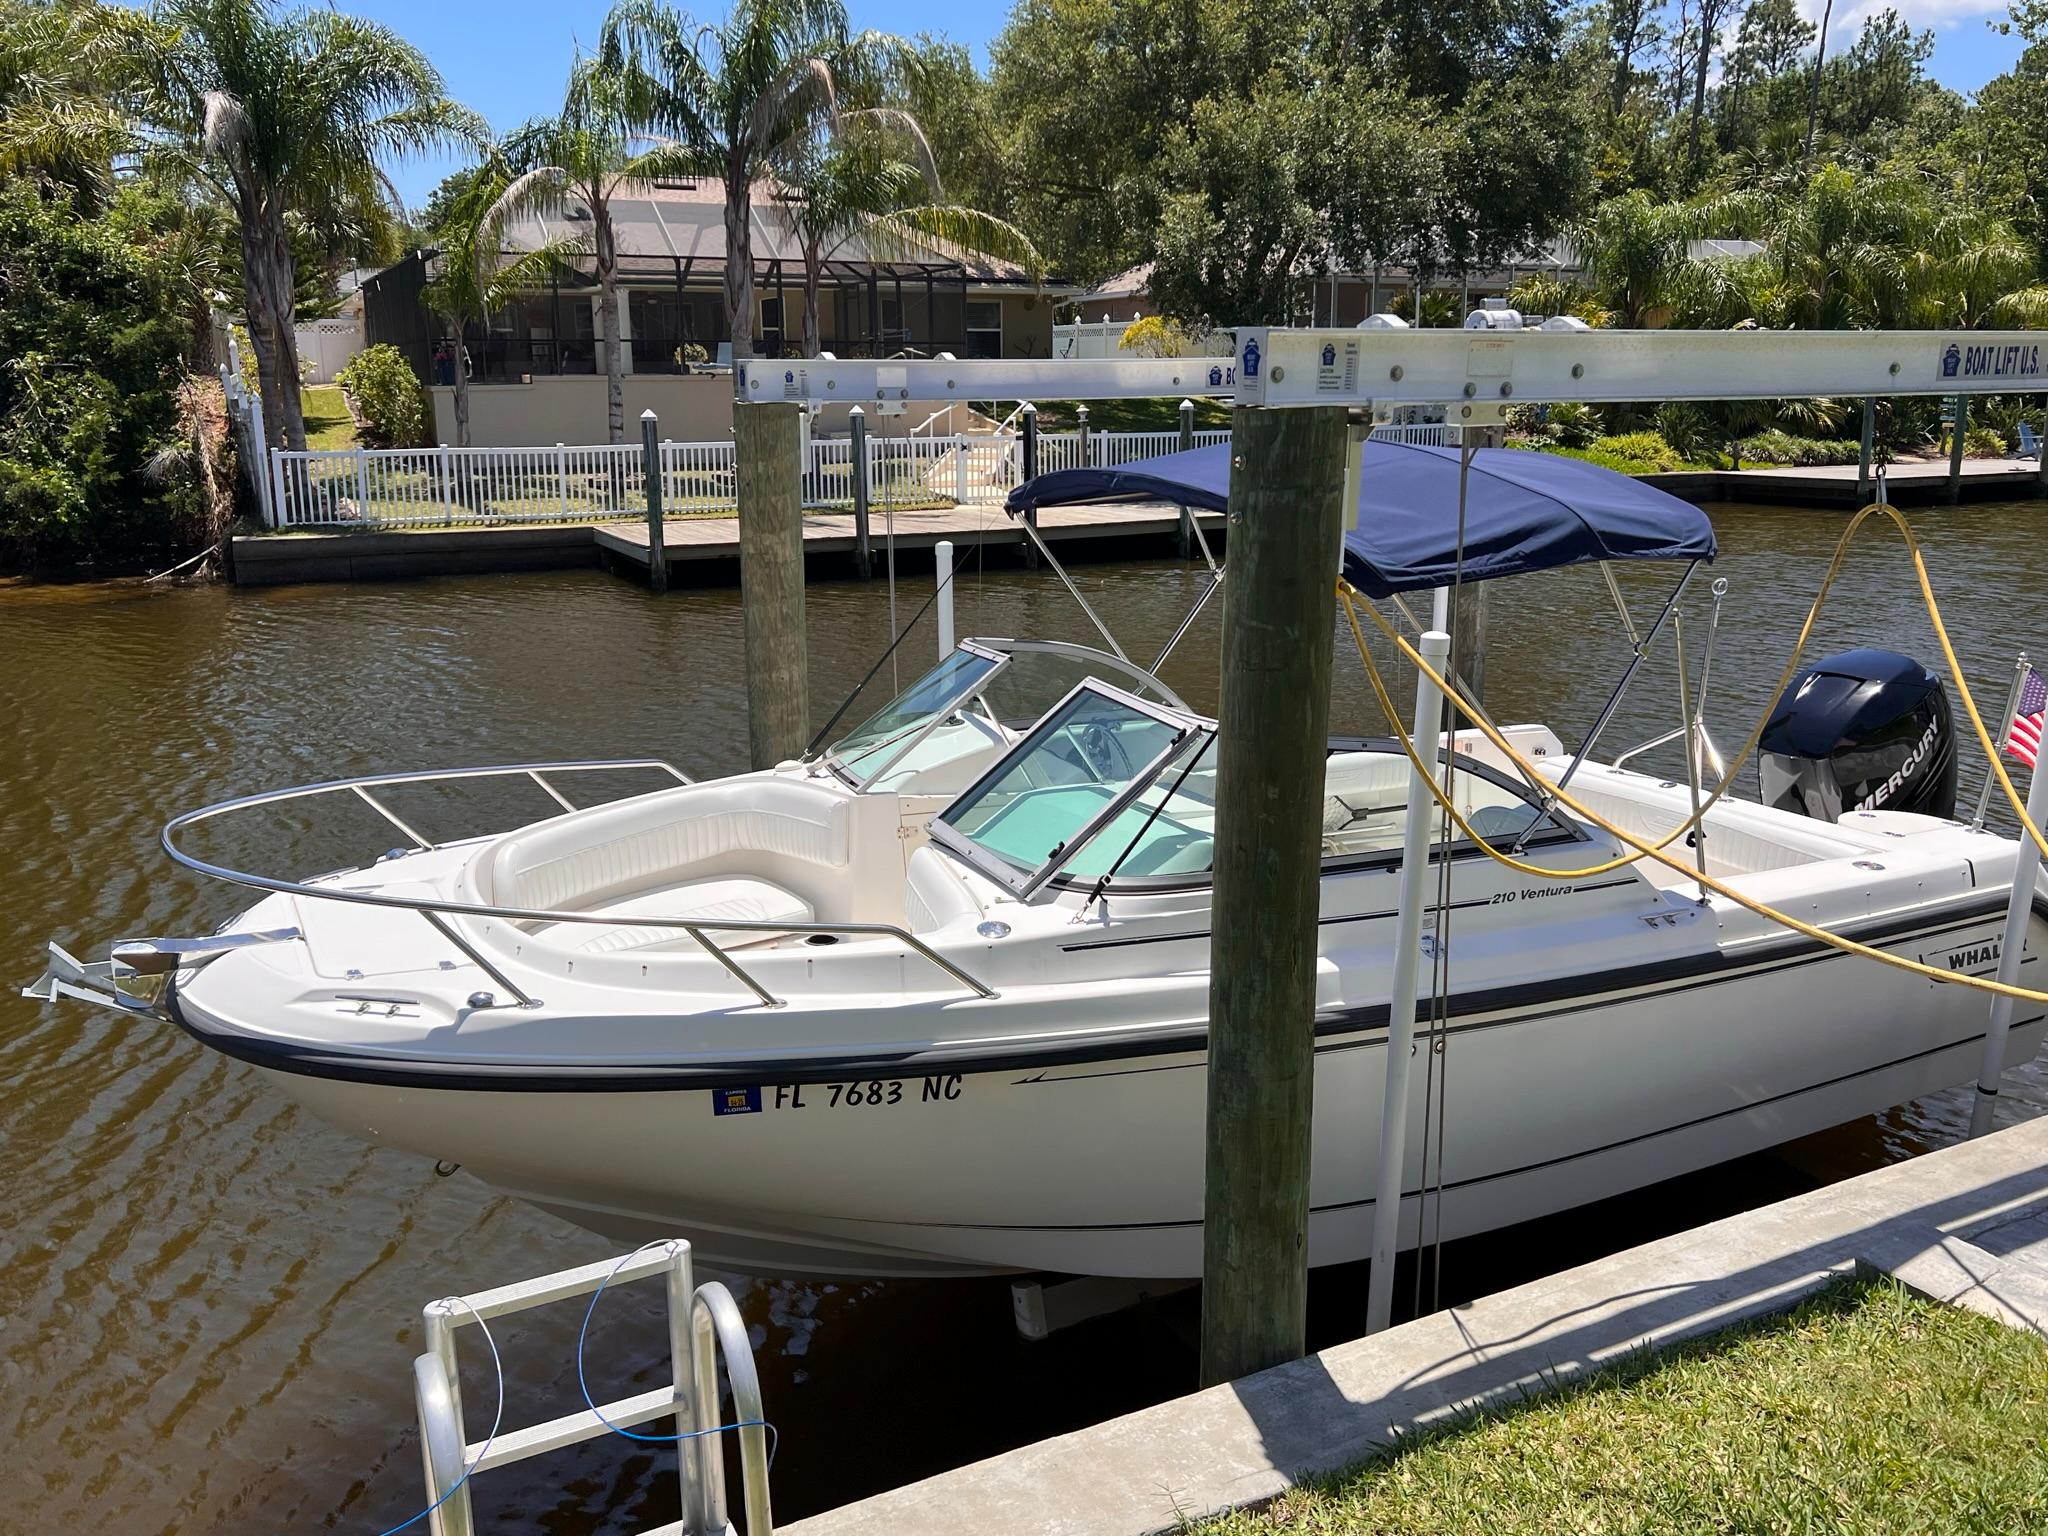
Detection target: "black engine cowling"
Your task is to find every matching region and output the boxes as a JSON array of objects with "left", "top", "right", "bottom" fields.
[{"left": 1758, "top": 648, "right": 1957, "bottom": 822}]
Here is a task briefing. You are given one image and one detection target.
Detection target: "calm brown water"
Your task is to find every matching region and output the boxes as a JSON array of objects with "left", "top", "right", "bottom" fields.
[{"left": 5, "top": 501, "right": 2048, "bottom": 1533}]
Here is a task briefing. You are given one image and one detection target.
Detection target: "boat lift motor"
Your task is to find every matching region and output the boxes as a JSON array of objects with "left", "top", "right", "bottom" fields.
[{"left": 1758, "top": 648, "right": 1958, "bottom": 823}]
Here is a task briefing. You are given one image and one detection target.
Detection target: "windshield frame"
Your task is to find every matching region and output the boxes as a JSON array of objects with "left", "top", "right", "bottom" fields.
[
  {"left": 825, "top": 640, "right": 1012, "bottom": 792},
  {"left": 928, "top": 679, "right": 1204, "bottom": 898}
]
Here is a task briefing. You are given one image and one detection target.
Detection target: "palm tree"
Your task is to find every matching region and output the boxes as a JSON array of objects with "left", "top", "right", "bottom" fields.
[
  {"left": 599, "top": 0, "right": 877, "bottom": 364},
  {"left": 773, "top": 117, "right": 1039, "bottom": 357},
  {"left": 1574, "top": 192, "right": 1697, "bottom": 327},
  {"left": 422, "top": 156, "right": 579, "bottom": 447},
  {"left": 0, "top": 0, "right": 138, "bottom": 210},
  {"left": 119, "top": 0, "right": 480, "bottom": 453},
  {"left": 482, "top": 59, "right": 692, "bottom": 443}
]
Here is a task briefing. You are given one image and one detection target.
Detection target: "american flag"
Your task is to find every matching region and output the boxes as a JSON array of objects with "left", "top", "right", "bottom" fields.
[{"left": 2005, "top": 666, "right": 2048, "bottom": 768}]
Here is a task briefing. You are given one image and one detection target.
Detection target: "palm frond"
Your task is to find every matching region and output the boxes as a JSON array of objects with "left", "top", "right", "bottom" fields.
[
  {"left": 201, "top": 88, "right": 250, "bottom": 162},
  {"left": 859, "top": 204, "right": 1042, "bottom": 280},
  {"left": 477, "top": 164, "right": 579, "bottom": 274}
]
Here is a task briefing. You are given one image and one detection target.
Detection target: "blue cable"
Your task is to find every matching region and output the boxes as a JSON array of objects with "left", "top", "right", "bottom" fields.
[
  {"left": 575, "top": 1241, "right": 780, "bottom": 1466},
  {"left": 376, "top": 1297, "right": 505, "bottom": 1536}
]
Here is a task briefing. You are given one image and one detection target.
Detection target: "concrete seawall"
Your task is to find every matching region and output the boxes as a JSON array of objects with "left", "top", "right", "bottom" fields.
[
  {"left": 784, "top": 1118, "right": 2048, "bottom": 1536},
  {"left": 231, "top": 458, "right": 2043, "bottom": 586}
]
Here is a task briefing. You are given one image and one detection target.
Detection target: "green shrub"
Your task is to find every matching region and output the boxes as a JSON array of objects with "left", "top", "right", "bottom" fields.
[
  {"left": 1653, "top": 403, "right": 1716, "bottom": 462},
  {"left": 1737, "top": 431, "right": 1861, "bottom": 466},
  {"left": 1964, "top": 425, "right": 2009, "bottom": 459},
  {"left": 1582, "top": 431, "right": 1686, "bottom": 473},
  {"left": 0, "top": 183, "right": 194, "bottom": 569},
  {"left": 1546, "top": 402, "right": 1605, "bottom": 449},
  {"left": 338, "top": 344, "right": 431, "bottom": 448}
]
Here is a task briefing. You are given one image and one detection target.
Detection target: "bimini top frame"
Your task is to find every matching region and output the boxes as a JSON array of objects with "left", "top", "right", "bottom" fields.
[{"left": 740, "top": 327, "right": 2048, "bottom": 411}]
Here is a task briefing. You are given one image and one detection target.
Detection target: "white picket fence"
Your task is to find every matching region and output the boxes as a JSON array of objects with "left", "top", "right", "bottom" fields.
[{"left": 265, "top": 425, "right": 1465, "bottom": 531}]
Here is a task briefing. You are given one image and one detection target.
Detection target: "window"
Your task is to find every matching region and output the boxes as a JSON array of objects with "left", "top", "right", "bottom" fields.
[
  {"left": 830, "top": 646, "right": 1004, "bottom": 787},
  {"left": 966, "top": 299, "right": 1003, "bottom": 358},
  {"left": 760, "top": 296, "right": 783, "bottom": 351},
  {"left": 939, "top": 689, "right": 1187, "bottom": 885}
]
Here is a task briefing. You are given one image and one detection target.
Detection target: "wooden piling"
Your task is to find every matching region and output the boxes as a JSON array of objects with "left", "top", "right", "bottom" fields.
[
  {"left": 1020, "top": 403, "right": 1040, "bottom": 568},
  {"left": 1948, "top": 394, "right": 1967, "bottom": 505},
  {"left": 849, "top": 406, "right": 873, "bottom": 580},
  {"left": 1177, "top": 399, "right": 1197, "bottom": 559},
  {"left": 641, "top": 410, "right": 668, "bottom": 595},
  {"left": 1858, "top": 398, "right": 1875, "bottom": 502},
  {"left": 1199, "top": 403, "right": 1350, "bottom": 1388},
  {"left": 735, "top": 400, "right": 809, "bottom": 769}
]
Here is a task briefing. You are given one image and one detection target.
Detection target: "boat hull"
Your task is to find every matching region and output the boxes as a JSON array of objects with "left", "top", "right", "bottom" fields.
[{"left": 241, "top": 903, "right": 2047, "bottom": 1277}]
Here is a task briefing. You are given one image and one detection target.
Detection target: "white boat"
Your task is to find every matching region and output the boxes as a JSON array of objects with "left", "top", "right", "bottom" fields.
[{"left": 30, "top": 442, "right": 2047, "bottom": 1279}]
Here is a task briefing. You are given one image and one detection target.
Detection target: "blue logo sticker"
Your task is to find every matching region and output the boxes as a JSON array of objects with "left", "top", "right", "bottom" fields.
[
  {"left": 1321, "top": 343, "right": 1336, "bottom": 367},
  {"left": 1208, "top": 365, "right": 1224, "bottom": 388},
  {"left": 1241, "top": 338, "right": 1261, "bottom": 380},
  {"left": 1941, "top": 343, "right": 1961, "bottom": 379},
  {"left": 712, "top": 1085, "right": 762, "bottom": 1116},
  {"left": 785, "top": 369, "right": 795, "bottom": 383}
]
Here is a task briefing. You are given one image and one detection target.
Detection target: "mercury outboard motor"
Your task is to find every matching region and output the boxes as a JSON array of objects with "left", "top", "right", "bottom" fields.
[{"left": 1758, "top": 648, "right": 1957, "bottom": 823}]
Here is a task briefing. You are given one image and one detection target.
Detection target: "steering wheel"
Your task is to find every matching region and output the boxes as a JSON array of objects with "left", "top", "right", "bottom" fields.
[{"left": 1075, "top": 720, "right": 1132, "bottom": 781}]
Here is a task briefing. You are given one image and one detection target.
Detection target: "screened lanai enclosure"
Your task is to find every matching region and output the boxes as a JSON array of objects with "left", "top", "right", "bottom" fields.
[{"left": 361, "top": 181, "right": 1039, "bottom": 386}]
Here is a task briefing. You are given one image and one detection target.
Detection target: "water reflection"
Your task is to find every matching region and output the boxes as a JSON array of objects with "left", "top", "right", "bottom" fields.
[{"left": 3, "top": 496, "right": 2045, "bottom": 1530}]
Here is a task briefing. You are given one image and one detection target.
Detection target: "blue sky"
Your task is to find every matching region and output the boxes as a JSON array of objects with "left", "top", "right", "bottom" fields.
[{"left": 360, "top": 0, "right": 2028, "bottom": 208}]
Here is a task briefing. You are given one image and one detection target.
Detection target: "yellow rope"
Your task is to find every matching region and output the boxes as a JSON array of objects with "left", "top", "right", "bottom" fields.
[
  {"left": 1335, "top": 502, "right": 2048, "bottom": 1006},
  {"left": 1354, "top": 500, "right": 1923, "bottom": 880}
]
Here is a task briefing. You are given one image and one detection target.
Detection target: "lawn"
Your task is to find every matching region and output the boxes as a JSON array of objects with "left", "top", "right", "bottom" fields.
[
  {"left": 1195, "top": 1278, "right": 2048, "bottom": 1536},
  {"left": 302, "top": 383, "right": 357, "bottom": 450}
]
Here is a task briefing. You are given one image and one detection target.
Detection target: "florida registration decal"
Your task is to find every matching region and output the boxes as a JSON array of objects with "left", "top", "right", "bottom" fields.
[{"left": 712, "top": 1085, "right": 763, "bottom": 1116}]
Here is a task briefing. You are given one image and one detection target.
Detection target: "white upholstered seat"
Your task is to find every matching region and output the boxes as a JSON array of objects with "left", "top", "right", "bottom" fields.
[
  {"left": 537, "top": 878, "right": 816, "bottom": 955},
  {"left": 488, "top": 780, "right": 851, "bottom": 913}
]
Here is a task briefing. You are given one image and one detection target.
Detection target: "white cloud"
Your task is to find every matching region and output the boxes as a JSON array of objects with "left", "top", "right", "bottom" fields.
[{"left": 1803, "top": 0, "right": 2006, "bottom": 38}]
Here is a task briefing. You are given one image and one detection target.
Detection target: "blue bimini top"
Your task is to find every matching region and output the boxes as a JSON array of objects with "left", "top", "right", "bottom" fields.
[{"left": 1005, "top": 437, "right": 1715, "bottom": 597}]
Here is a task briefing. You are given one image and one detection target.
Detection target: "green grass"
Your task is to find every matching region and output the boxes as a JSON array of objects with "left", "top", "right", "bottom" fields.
[
  {"left": 1194, "top": 1278, "right": 2048, "bottom": 1536},
  {"left": 302, "top": 384, "right": 357, "bottom": 451},
  {"left": 1034, "top": 397, "right": 1232, "bottom": 433}
]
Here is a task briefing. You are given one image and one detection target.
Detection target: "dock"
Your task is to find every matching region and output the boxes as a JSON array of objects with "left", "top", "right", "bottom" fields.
[
  {"left": 1646, "top": 454, "right": 2045, "bottom": 507},
  {"left": 232, "top": 501, "right": 1221, "bottom": 586},
  {"left": 227, "top": 460, "right": 2043, "bottom": 588},
  {"left": 784, "top": 1115, "right": 2048, "bottom": 1536},
  {"left": 591, "top": 501, "right": 1224, "bottom": 571}
]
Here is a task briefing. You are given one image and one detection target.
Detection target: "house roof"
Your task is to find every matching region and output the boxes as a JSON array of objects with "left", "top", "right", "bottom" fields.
[
  {"left": 498, "top": 179, "right": 1055, "bottom": 288},
  {"left": 1075, "top": 262, "right": 1155, "bottom": 306}
]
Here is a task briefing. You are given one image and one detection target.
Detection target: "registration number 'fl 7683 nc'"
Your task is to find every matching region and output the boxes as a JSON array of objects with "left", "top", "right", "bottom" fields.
[{"left": 711, "top": 1075, "right": 964, "bottom": 1116}]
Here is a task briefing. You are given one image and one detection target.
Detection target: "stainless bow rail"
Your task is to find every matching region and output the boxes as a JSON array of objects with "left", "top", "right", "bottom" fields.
[
  {"left": 154, "top": 759, "right": 997, "bottom": 1010},
  {"left": 414, "top": 1239, "right": 772, "bottom": 1536}
]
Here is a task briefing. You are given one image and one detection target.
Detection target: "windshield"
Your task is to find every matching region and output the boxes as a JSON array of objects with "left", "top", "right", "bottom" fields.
[
  {"left": 829, "top": 647, "right": 1002, "bottom": 782},
  {"left": 937, "top": 687, "right": 1189, "bottom": 886}
]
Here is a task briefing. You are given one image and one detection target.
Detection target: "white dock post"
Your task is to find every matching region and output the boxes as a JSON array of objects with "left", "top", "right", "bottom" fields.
[
  {"left": 419, "top": 1298, "right": 475, "bottom": 1536},
  {"left": 1366, "top": 629, "right": 1450, "bottom": 1334},
  {"left": 1971, "top": 749, "right": 2048, "bottom": 1138},
  {"left": 1974, "top": 654, "right": 2029, "bottom": 829},
  {"left": 661, "top": 1239, "right": 705, "bottom": 1529},
  {"left": 935, "top": 538, "right": 955, "bottom": 658}
]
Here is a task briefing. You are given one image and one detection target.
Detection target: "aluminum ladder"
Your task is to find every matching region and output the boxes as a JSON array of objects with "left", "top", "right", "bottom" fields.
[{"left": 413, "top": 1240, "right": 772, "bottom": 1535}]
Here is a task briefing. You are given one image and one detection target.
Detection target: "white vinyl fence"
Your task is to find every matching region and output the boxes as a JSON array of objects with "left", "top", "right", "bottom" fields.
[{"left": 267, "top": 426, "right": 1461, "bottom": 531}]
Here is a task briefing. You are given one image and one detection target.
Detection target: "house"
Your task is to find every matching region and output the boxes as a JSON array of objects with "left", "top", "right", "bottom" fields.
[
  {"left": 1058, "top": 240, "right": 1769, "bottom": 343},
  {"left": 361, "top": 179, "right": 1071, "bottom": 445}
]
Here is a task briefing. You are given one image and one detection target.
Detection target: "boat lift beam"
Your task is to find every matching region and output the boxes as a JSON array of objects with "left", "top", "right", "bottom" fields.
[
  {"left": 738, "top": 354, "right": 1240, "bottom": 408},
  {"left": 743, "top": 328, "right": 2048, "bottom": 411},
  {"left": 1237, "top": 327, "right": 2048, "bottom": 409}
]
